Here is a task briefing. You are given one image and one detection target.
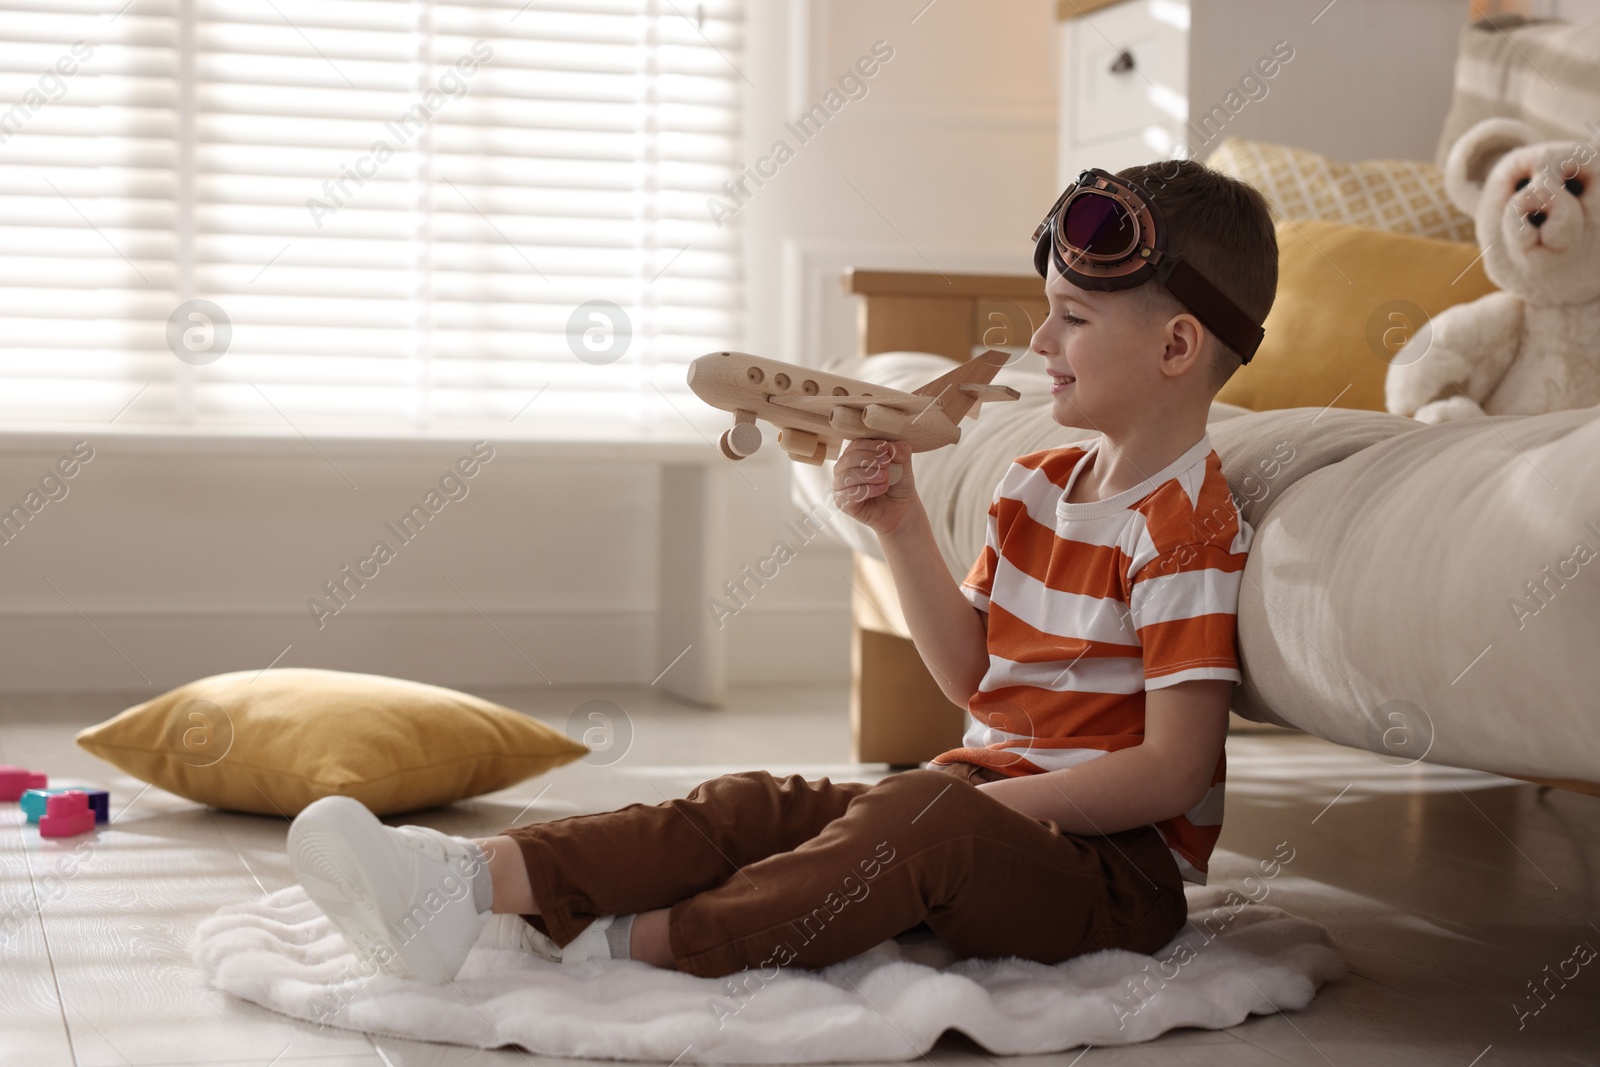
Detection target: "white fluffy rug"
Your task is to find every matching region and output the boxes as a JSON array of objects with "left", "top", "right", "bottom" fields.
[{"left": 194, "top": 883, "right": 1344, "bottom": 1063}]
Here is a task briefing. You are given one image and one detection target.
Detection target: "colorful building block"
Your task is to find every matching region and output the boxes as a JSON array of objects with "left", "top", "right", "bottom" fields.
[
  {"left": 22, "top": 788, "right": 109, "bottom": 825},
  {"left": 39, "top": 791, "right": 95, "bottom": 838},
  {"left": 0, "top": 765, "right": 47, "bottom": 802}
]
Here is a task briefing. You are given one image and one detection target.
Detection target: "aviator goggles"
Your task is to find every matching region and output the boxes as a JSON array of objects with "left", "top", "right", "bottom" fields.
[{"left": 1032, "top": 168, "right": 1264, "bottom": 362}]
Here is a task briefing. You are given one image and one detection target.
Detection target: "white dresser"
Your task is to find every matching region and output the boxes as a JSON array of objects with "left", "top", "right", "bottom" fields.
[{"left": 1056, "top": 0, "right": 1471, "bottom": 184}]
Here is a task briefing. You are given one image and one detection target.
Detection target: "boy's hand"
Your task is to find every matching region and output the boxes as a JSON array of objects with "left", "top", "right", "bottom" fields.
[{"left": 833, "top": 439, "right": 915, "bottom": 535}]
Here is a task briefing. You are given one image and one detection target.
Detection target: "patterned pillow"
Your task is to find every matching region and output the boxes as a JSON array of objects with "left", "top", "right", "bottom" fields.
[
  {"left": 1434, "top": 15, "right": 1600, "bottom": 167},
  {"left": 1205, "top": 138, "right": 1475, "bottom": 243}
]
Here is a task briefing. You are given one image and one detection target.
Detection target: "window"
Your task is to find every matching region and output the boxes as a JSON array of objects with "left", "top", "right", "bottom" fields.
[{"left": 0, "top": 0, "right": 743, "bottom": 432}]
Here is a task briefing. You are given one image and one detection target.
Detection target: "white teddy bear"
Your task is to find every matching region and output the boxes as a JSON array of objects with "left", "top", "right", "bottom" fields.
[{"left": 1386, "top": 118, "right": 1600, "bottom": 423}]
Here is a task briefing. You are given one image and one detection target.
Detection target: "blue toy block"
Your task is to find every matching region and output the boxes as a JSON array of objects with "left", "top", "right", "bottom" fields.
[{"left": 22, "top": 788, "right": 109, "bottom": 825}]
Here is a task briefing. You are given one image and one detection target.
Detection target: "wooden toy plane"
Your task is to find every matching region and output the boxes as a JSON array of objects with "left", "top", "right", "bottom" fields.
[{"left": 686, "top": 349, "right": 1021, "bottom": 464}]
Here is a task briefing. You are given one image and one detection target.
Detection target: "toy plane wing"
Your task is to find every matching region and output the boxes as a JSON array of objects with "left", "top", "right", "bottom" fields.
[
  {"left": 768, "top": 394, "right": 938, "bottom": 415},
  {"left": 911, "top": 349, "right": 1021, "bottom": 422}
]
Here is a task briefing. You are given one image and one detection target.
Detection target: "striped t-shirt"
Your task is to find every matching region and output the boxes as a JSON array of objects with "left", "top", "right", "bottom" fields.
[{"left": 931, "top": 432, "right": 1252, "bottom": 884}]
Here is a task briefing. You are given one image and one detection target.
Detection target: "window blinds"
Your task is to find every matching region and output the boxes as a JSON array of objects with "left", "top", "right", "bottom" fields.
[{"left": 0, "top": 0, "right": 743, "bottom": 431}]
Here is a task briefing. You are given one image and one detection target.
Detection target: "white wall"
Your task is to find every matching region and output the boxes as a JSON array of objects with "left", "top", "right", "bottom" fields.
[
  {"left": 740, "top": 0, "right": 1059, "bottom": 373},
  {"left": 0, "top": 434, "right": 864, "bottom": 694},
  {"left": 0, "top": 0, "right": 1061, "bottom": 698},
  {"left": 1186, "top": 0, "right": 1465, "bottom": 163}
]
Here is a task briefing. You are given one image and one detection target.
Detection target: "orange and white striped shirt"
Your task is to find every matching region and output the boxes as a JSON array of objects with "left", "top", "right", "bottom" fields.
[{"left": 931, "top": 432, "right": 1251, "bottom": 884}]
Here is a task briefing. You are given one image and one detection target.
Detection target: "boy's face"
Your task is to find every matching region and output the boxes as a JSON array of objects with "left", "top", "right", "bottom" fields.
[{"left": 1031, "top": 263, "right": 1179, "bottom": 432}]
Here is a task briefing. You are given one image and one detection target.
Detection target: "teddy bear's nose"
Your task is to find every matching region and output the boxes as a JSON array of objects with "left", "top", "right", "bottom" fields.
[{"left": 1527, "top": 210, "right": 1548, "bottom": 228}]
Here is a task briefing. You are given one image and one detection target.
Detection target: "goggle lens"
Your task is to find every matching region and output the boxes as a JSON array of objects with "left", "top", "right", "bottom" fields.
[{"left": 1060, "top": 192, "right": 1136, "bottom": 259}]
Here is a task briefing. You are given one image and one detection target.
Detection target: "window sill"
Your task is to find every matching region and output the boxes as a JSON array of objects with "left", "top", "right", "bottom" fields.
[{"left": 0, "top": 417, "right": 749, "bottom": 465}]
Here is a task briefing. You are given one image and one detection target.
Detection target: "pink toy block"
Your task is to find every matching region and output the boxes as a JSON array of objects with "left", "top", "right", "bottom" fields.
[
  {"left": 39, "top": 791, "right": 95, "bottom": 838},
  {"left": 0, "top": 765, "right": 48, "bottom": 802}
]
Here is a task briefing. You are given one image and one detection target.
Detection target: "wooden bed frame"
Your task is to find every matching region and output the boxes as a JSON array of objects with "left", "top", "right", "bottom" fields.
[{"left": 842, "top": 268, "right": 1047, "bottom": 767}]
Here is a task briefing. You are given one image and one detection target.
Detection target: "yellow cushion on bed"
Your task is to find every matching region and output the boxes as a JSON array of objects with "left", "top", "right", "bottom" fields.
[
  {"left": 75, "top": 668, "right": 588, "bottom": 816},
  {"left": 1215, "top": 219, "right": 1497, "bottom": 414}
]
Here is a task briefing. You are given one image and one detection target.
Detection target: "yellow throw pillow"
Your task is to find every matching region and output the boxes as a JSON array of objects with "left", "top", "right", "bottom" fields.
[
  {"left": 76, "top": 668, "right": 588, "bottom": 816},
  {"left": 1206, "top": 138, "right": 1475, "bottom": 243},
  {"left": 1216, "top": 219, "right": 1497, "bottom": 414}
]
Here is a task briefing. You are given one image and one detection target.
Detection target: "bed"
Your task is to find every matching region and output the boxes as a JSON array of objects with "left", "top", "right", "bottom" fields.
[{"left": 794, "top": 268, "right": 1600, "bottom": 797}]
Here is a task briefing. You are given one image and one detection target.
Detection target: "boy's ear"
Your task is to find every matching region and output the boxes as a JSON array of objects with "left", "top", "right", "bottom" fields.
[{"left": 1159, "top": 313, "right": 1206, "bottom": 378}]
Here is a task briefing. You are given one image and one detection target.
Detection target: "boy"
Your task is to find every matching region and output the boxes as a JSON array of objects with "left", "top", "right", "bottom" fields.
[{"left": 286, "top": 159, "right": 1277, "bottom": 984}]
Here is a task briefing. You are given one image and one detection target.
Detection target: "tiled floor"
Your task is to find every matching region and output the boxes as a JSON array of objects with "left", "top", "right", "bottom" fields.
[{"left": 2, "top": 685, "right": 1597, "bottom": 1067}]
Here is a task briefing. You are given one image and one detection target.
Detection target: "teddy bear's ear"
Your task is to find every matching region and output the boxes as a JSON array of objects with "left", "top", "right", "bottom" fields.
[{"left": 1444, "top": 117, "right": 1544, "bottom": 215}]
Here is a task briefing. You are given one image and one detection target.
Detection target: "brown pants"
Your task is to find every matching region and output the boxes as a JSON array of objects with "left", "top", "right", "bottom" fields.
[{"left": 504, "top": 761, "right": 1187, "bottom": 978}]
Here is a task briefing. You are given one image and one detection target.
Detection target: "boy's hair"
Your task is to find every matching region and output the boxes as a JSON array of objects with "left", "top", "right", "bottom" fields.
[{"left": 1115, "top": 160, "right": 1278, "bottom": 392}]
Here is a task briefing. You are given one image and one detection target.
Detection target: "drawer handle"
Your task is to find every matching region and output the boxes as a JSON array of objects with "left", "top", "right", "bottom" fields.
[{"left": 1110, "top": 49, "right": 1135, "bottom": 74}]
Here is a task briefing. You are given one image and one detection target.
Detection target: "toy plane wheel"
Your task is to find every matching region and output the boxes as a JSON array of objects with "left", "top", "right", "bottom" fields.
[{"left": 719, "top": 422, "right": 761, "bottom": 460}]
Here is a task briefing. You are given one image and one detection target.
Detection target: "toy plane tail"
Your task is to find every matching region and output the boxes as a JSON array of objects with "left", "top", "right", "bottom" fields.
[{"left": 911, "top": 349, "right": 1021, "bottom": 423}]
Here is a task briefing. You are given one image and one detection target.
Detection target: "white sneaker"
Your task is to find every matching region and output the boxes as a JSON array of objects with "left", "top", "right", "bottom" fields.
[
  {"left": 288, "top": 796, "right": 491, "bottom": 985},
  {"left": 475, "top": 913, "right": 562, "bottom": 962},
  {"left": 559, "top": 914, "right": 618, "bottom": 966},
  {"left": 475, "top": 913, "right": 620, "bottom": 967}
]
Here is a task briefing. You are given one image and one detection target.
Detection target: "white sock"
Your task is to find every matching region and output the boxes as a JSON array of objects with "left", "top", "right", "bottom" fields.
[
  {"left": 605, "top": 913, "right": 636, "bottom": 960},
  {"left": 464, "top": 841, "right": 494, "bottom": 914}
]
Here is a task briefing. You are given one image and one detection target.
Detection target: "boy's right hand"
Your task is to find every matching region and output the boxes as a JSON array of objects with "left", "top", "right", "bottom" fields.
[{"left": 833, "top": 439, "right": 916, "bottom": 536}]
